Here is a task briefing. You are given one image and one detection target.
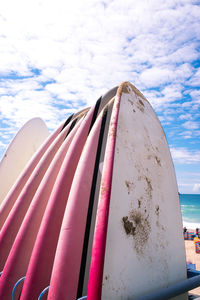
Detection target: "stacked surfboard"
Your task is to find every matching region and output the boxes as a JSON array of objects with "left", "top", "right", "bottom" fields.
[{"left": 0, "top": 82, "right": 187, "bottom": 300}]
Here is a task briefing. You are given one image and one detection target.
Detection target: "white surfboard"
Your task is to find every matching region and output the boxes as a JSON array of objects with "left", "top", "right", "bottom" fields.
[
  {"left": 87, "top": 82, "right": 187, "bottom": 299},
  {"left": 0, "top": 118, "right": 49, "bottom": 204}
]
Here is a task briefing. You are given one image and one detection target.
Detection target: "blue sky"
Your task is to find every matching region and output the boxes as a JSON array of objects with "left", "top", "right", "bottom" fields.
[{"left": 0, "top": 0, "right": 199, "bottom": 194}]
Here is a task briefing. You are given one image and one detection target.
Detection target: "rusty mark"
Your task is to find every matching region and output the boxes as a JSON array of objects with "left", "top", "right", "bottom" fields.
[
  {"left": 138, "top": 199, "right": 141, "bottom": 208},
  {"left": 155, "top": 156, "right": 161, "bottom": 166},
  {"left": 105, "top": 275, "right": 109, "bottom": 281},
  {"left": 129, "top": 83, "right": 147, "bottom": 101},
  {"left": 109, "top": 127, "right": 116, "bottom": 137},
  {"left": 139, "top": 100, "right": 144, "bottom": 107},
  {"left": 145, "top": 176, "right": 153, "bottom": 199},
  {"left": 125, "top": 180, "right": 134, "bottom": 194},
  {"left": 117, "top": 82, "right": 130, "bottom": 97},
  {"left": 122, "top": 210, "right": 151, "bottom": 255},
  {"left": 155, "top": 205, "right": 159, "bottom": 216},
  {"left": 137, "top": 100, "right": 144, "bottom": 112},
  {"left": 117, "top": 82, "right": 147, "bottom": 103},
  {"left": 147, "top": 154, "right": 161, "bottom": 166},
  {"left": 128, "top": 98, "right": 134, "bottom": 105},
  {"left": 130, "top": 210, "right": 151, "bottom": 255},
  {"left": 122, "top": 216, "right": 136, "bottom": 235},
  {"left": 101, "top": 182, "right": 107, "bottom": 196},
  {"left": 122, "top": 84, "right": 130, "bottom": 94}
]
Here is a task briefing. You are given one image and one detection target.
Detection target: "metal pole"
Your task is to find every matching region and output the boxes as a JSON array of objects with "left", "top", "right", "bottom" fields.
[{"left": 136, "top": 274, "right": 200, "bottom": 300}]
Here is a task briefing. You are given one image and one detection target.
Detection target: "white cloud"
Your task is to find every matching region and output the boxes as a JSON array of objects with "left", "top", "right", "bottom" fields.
[
  {"left": 140, "top": 67, "right": 173, "bottom": 87},
  {"left": 179, "top": 114, "right": 192, "bottom": 120},
  {"left": 179, "top": 131, "right": 193, "bottom": 139},
  {"left": 187, "top": 68, "right": 200, "bottom": 87},
  {"left": 139, "top": 64, "right": 192, "bottom": 88},
  {"left": 144, "top": 83, "right": 183, "bottom": 110},
  {"left": 189, "top": 89, "right": 200, "bottom": 100},
  {"left": 193, "top": 183, "right": 200, "bottom": 193},
  {"left": 175, "top": 170, "right": 200, "bottom": 194},
  {"left": 170, "top": 147, "right": 200, "bottom": 164},
  {"left": 159, "top": 44, "right": 199, "bottom": 64},
  {"left": 182, "top": 121, "right": 199, "bottom": 130}
]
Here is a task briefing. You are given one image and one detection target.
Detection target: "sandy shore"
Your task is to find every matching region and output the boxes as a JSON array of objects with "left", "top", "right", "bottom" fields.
[{"left": 185, "top": 237, "right": 200, "bottom": 296}]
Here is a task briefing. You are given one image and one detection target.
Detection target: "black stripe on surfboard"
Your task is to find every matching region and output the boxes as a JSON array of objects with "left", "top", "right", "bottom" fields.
[
  {"left": 88, "top": 97, "right": 102, "bottom": 133},
  {"left": 60, "top": 114, "right": 74, "bottom": 131},
  {"left": 77, "top": 106, "right": 108, "bottom": 298},
  {"left": 64, "top": 117, "right": 78, "bottom": 139}
]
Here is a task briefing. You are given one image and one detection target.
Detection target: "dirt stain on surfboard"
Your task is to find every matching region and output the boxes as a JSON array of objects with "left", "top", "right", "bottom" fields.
[
  {"left": 122, "top": 210, "right": 151, "bottom": 255},
  {"left": 122, "top": 216, "right": 136, "bottom": 235},
  {"left": 136, "top": 99, "right": 145, "bottom": 112},
  {"left": 155, "top": 205, "right": 159, "bottom": 216},
  {"left": 147, "top": 154, "right": 161, "bottom": 167},
  {"left": 101, "top": 181, "right": 108, "bottom": 196},
  {"left": 125, "top": 180, "right": 134, "bottom": 194},
  {"left": 128, "top": 98, "right": 134, "bottom": 106},
  {"left": 145, "top": 176, "right": 153, "bottom": 199}
]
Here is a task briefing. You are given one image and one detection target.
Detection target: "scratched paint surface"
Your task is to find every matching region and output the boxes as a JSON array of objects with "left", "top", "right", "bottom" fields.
[{"left": 102, "top": 84, "right": 187, "bottom": 299}]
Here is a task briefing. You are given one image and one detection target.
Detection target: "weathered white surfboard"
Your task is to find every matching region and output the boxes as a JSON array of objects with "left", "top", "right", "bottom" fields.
[
  {"left": 88, "top": 82, "right": 187, "bottom": 299},
  {"left": 0, "top": 118, "right": 49, "bottom": 204}
]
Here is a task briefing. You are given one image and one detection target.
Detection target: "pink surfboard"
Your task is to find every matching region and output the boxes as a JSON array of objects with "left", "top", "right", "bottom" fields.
[
  {"left": 19, "top": 98, "right": 103, "bottom": 300},
  {"left": 47, "top": 99, "right": 114, "bottom": 300},
  {"left": 0, "top": 115, "right": 79, "bottom": 273},
  {"left": 0, "top": 117, "right": 84, "bottom": 300},
  {"left": 0, "top": 115, "right": 73, "bottom": 230}
]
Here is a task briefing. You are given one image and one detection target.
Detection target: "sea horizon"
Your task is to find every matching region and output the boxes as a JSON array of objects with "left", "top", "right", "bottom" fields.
[{"left": 179, "top": 193, "right": 200, "bottom": 230}]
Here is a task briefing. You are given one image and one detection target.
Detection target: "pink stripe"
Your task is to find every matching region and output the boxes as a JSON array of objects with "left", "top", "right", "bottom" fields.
[{"left": 87, "top": 95, "right": 121, "bottom": 300}]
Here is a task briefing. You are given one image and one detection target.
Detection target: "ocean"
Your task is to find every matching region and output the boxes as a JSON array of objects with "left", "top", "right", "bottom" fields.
[{"left": 179, "top": 194, "right": 200, "bottom": 229}]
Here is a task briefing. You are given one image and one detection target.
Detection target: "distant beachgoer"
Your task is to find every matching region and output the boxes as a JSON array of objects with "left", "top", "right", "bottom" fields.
[{"left": 183, "top": 227, "right": 187, "bottom": 233}]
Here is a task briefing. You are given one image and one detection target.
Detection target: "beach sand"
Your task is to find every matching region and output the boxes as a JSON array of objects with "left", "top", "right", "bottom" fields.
[{"left": 185, "top": 239, "right": 200, "bottom": 296}]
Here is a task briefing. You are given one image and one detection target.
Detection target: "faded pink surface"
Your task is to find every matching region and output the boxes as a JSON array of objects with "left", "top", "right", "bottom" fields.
[
  {"left": 0, "top": 123, "right": 70, "bottom": 273},
  {"left": 0, "top": 120, "right": 82, "bottom": 300},
  {"left": 47, "top": 110, "right": 103, "bottom": 300},
  {"left": 20, "top": 106, "right": 95, "bottom": 300},
  {"left": 87, "top": 95, "right": 121, "bottom": 300}
]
